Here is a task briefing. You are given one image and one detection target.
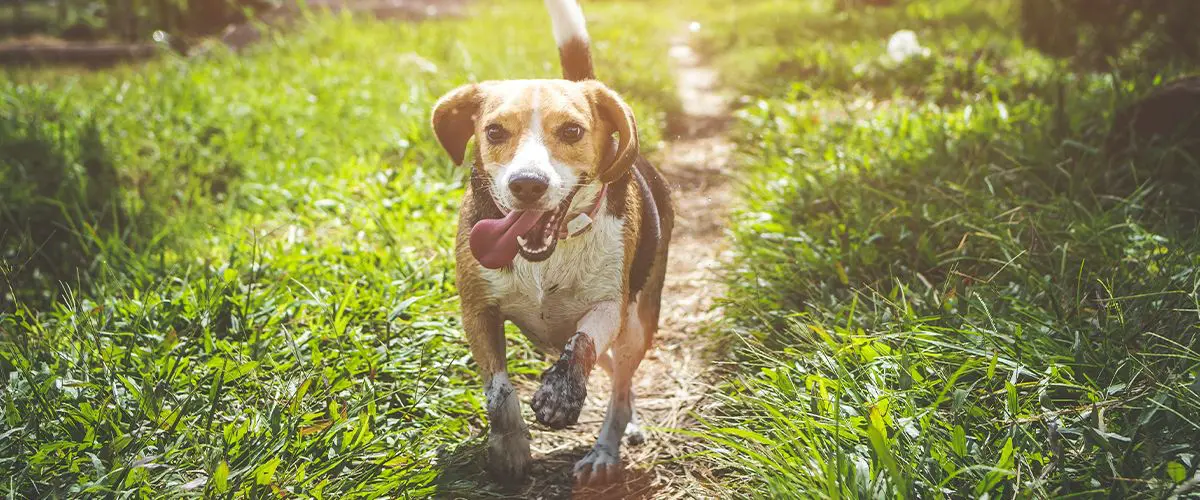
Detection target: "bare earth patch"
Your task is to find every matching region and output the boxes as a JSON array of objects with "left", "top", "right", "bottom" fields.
[{"left": 505, "top": 30, "right": 736, "bottom": 500}]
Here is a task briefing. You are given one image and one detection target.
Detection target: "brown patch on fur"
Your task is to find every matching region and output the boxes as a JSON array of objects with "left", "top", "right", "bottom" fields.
[
  {"left": 582, "top": 81, "right": 640, "bottom": 183},
  {"left": 617, "top": 174, "right": 644, "bottom": 345},
  {"left": 455, "top": 188, "right": 506, "bottom": 376},
  {"left": 431, "top": 84, "right": 482, "bottom": 166},
  {"left": 620, "top": 175, "right": 643, "bottom": 299}
]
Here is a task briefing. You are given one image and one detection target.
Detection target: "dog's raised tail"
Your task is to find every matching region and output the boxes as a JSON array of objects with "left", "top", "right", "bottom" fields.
[{"left": 545, "top": 0, "right": 594, "bottom": 81}]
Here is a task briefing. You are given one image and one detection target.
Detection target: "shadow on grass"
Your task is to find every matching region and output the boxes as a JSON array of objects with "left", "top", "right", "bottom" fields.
[
  {"left": 0, "top": 108, "right": 141, "bottom": 310},
  {"left": 434, "top": 441, "right": 664, "bottom": 499}
]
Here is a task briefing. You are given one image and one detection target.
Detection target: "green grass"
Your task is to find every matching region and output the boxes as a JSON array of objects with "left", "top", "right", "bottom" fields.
[
  {"left": 695, "top": 0, "right": 1061, "bottom": 104},
  {"left": 7, "top": 0, "right": 1200, "bottom": 497},
  {"left": 693, "top": 0, "right": 1200, "bottom": 497},
  {"left": 0, "top": 1, "right": 677, "bottom": 496}
]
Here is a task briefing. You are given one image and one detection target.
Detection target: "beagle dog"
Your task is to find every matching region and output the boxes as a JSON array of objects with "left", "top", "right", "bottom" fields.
[{"left": 430, "top": 0, "right": 673, "bottom": 485}]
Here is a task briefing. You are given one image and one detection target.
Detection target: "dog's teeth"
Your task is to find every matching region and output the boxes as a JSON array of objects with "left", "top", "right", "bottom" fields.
[{"left": 517, "top": 236, "right": 528, "bottom": 247}]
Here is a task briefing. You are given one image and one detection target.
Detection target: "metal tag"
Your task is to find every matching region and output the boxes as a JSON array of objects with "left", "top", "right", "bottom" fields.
[{"left": 565, "top": 213, "right": 593, "bottom": 236}]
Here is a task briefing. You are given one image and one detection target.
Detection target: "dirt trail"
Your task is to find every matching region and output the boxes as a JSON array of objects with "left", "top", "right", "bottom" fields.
[{"left": 513, "top": 30, "right": 735, "bottom": 500}]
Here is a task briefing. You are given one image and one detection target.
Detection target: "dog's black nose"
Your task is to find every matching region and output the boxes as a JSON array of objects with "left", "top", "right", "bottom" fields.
[{"left": 508, "top": 172, "right": 549, "bottom": 204}]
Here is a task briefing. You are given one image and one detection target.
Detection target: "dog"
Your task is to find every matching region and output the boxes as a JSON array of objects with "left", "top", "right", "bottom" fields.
[{"left": 429, "top": 0, "right": 673, "bottom": 485}]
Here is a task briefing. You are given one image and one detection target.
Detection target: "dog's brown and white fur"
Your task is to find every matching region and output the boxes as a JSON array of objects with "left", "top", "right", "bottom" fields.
[{"left": 430, "top": 0, "right": 673, "bottom": 485}]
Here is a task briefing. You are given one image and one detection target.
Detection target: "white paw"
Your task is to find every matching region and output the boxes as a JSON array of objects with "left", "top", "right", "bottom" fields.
[
  {"left": 573, "top": 444, "right": 622, "bottom": 485},
  {"left": 624, "top": 419, "right": 646, "bottom": 446},
  {"left": 487, "top": 430, "right": 531, "bottom": 483}
]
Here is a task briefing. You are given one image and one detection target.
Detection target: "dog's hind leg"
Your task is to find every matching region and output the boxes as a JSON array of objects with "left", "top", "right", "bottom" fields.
[
  {"left": 595, "top": 351, "right": 646, "bottom": 445},
  {"left": 573, "top": 295, "right": 650, "bottom": 485},
  {"left": 531, "top": 300, "right": 621, "bottom": 428},
  {"left": 466, "top": 306, "right": 531, "bottom": 482}
]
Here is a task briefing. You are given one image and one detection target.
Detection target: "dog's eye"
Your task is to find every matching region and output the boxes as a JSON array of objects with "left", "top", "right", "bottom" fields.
[
  {"left": 557, "top": 123, "right": 585, "bottom": 144},
  {"left": 484, "top": 124, "right": 510, "bottom": 144}
]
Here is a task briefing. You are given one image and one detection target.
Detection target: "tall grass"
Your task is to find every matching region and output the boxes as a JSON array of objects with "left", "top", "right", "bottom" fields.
[
  {"left": 695, "top": 0, "right": 1200, "bottom": 497},
  {"left": 0, "top": 2, "right": 678, "bottom": 496}
]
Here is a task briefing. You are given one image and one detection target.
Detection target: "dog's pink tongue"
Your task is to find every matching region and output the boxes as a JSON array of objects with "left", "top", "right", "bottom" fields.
[{"left": 469, "top": 210, "right": 544, "bottom": 269}]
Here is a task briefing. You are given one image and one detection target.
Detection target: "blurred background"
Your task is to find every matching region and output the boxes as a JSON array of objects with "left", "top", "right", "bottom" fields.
[
  {"left": 0, "top": 0, "right": 269, "bottom": 41},
  {"left": 2, "top": 0, "right": 1199, "bottom": 58}
]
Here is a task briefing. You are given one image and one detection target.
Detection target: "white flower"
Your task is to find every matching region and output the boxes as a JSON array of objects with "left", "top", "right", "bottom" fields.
[{"left": 887, "top": 30, "right": 930, "bottom": 62}]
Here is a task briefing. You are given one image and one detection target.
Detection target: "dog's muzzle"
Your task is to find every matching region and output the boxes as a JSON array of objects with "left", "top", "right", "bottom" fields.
[{"left": 469, "top": 184, "right": 607, "bottom": 269}]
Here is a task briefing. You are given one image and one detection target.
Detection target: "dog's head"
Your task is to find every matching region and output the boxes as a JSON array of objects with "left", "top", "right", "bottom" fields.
[
  {"left": 431, "top": 80, "right": 639, "bottom": 267},
  {"left": 431, "top": 79, "right": 638, "bottom": 211}
]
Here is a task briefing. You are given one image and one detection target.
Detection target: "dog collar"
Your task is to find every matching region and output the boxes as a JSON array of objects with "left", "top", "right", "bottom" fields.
[{"left": 559, "top": 185, "right": 607, "bottom": 240}]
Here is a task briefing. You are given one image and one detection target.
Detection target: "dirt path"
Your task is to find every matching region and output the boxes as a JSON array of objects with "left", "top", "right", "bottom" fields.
[{"left": 513, "top": 30, "right": 735, "bottom": 500}]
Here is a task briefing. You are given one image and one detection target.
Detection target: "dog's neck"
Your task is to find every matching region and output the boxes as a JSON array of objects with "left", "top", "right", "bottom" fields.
[{"left": 558, "top": 184, "right": 607, "bottom": 239}]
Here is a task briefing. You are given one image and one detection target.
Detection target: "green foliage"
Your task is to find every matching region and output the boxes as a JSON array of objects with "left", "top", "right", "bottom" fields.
[
  {"left": 694, "top": 0, "right": 1054, "bottom": 104},
  {"left": 0, "top": 100, "right": 142, "bottom": 308},
  {"left": 0, "top": 0, "right": 268, "bottom": 42},
  {"left": 695, "top": 0, "right": 1200, "bottom": 497},
  {"left": 0, "top": 1, "right": 677, "bottom": 496},
  {"left": 1019, "top": 0, "right": 1200, "bottom": 68}
]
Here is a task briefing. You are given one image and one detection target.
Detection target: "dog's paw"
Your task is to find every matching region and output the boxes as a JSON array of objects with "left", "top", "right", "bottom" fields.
[
  {"left": 531, "top": 334, "right": 594, "bottom": 429},
  {"left": 573, "top": 444, "right": 622, "bottom": 485},
  {"left": 624, "top": 419, "right": 646, "bottom": 446},
  {"left": 531, "top": 363, "right": 587, "bottom": 428},
  {"left": 486, "top": 430, "right": 531, "bottom": 483}
]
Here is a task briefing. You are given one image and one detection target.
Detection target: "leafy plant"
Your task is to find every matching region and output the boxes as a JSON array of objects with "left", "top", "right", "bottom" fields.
[{"left": 1019, "top": 0, "right": 1200, "bottom": 68}]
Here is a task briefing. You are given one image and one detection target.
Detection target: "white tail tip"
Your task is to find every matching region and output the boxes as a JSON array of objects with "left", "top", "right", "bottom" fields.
[{"left": 544, "top": 0, "right": 590, "bottom": 47}]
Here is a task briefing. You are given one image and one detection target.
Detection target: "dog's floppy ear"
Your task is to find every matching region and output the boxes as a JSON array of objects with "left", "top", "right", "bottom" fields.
[
  {"left": 585, "top": 82, "right": 639, "bottom": 183},
  {"left": 431, "top": 84, "right": 483, "bottom": 165}
]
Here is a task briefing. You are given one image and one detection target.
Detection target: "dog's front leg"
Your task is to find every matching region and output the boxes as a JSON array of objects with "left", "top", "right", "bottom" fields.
[
  {"left": 531, "top": 300, "right": 620, "bottom": 429},
  {"left": 466, "top": 305, "right": 530, "bottom": 482},
  {"left": 574, "top": 300, "right": 646, "bottom": 485}
]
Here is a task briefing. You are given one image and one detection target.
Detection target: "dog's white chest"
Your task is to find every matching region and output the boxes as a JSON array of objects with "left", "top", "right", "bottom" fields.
[{"left": 481, "top": 215, "right": 624, "bottom": 351}]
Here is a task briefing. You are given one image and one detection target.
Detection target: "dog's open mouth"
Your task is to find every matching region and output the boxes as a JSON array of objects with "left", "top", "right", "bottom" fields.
[{"left": 469, "top": 189, "right": 581, "bottom": 269}]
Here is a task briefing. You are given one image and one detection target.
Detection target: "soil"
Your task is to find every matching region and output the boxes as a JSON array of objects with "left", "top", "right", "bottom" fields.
[{"left": 0, "top": 38, "right": 158, "bottom": 67}]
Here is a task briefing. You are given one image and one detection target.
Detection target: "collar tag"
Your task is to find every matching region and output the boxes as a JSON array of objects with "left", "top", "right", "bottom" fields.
[{"left": 564, "top": 213, "right": 593, "bottom": 237}]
